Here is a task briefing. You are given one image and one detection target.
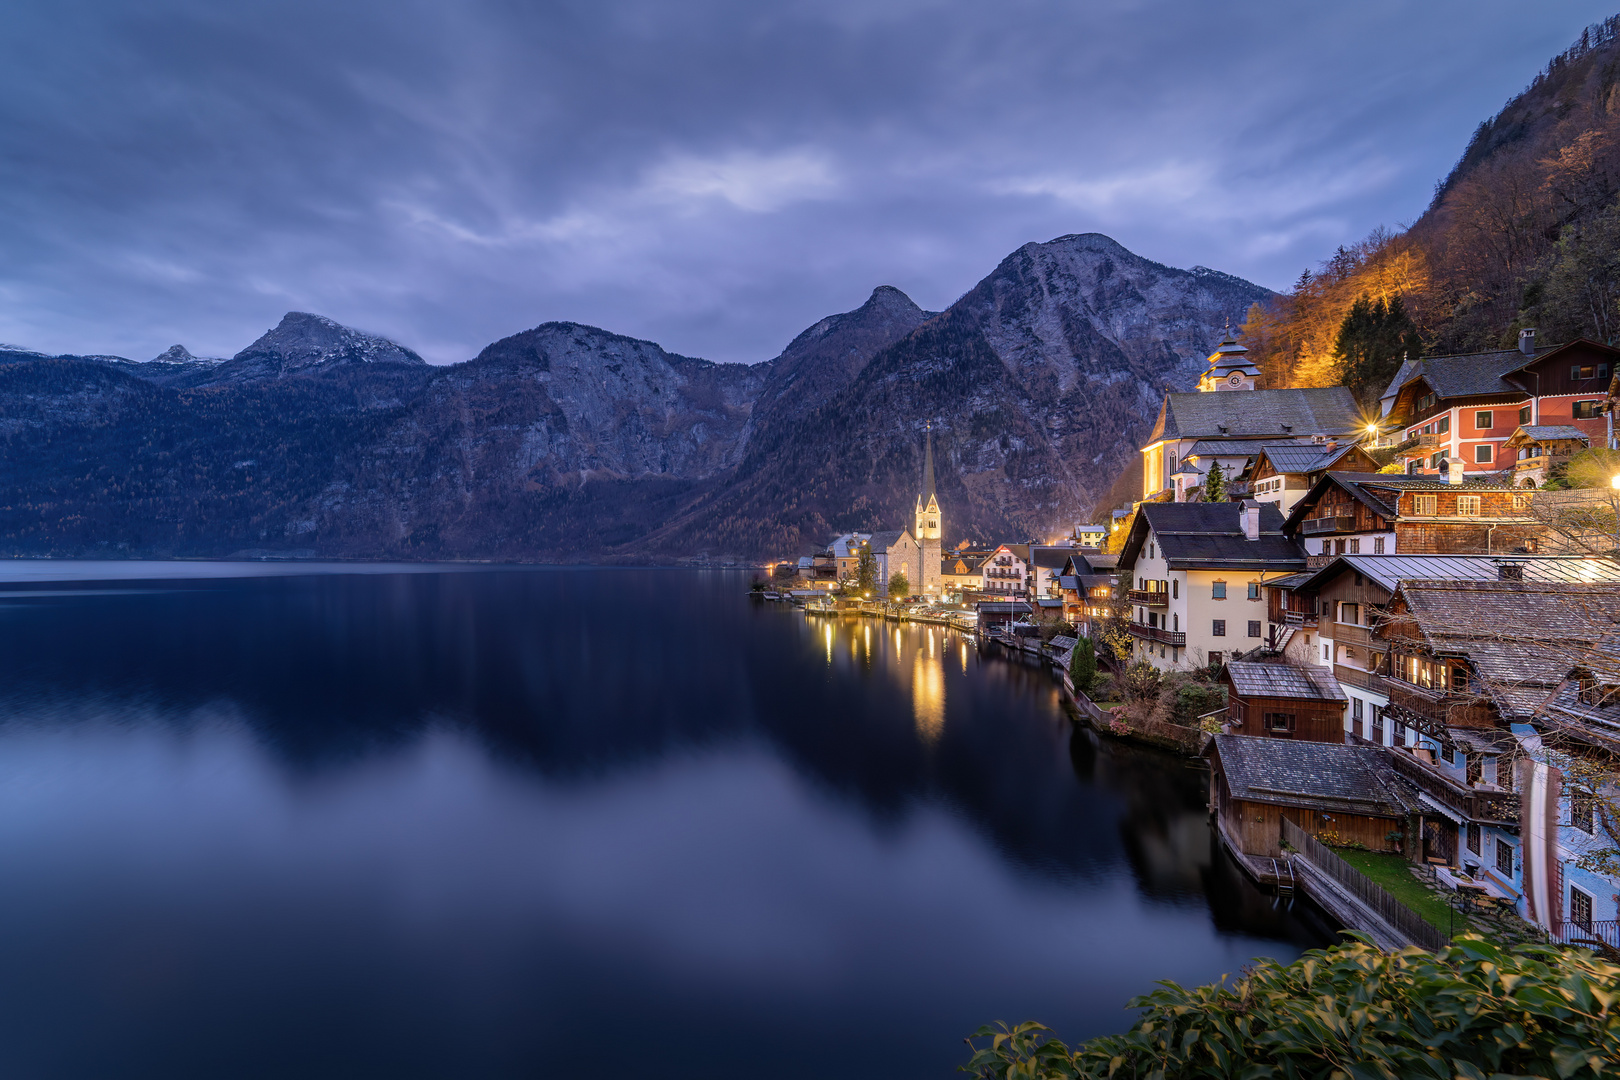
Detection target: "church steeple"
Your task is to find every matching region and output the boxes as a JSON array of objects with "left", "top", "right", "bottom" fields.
[
  {"left": 912, "top": 421, "right": 943, "bottom": 597},
  {"left": 923, "top": 423, "right": 935, "bottom": 502}
]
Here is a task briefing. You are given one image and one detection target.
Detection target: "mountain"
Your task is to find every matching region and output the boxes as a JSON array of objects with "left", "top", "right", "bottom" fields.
[
  {"left": 0, "top": 234, "right": 1271, "bottom": 560},
  {"left": 641, "top": 234, "right": 1271, "bottom": 556}
]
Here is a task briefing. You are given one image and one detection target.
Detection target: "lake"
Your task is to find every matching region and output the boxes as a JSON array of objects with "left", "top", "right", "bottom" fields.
[{"left": 0, "top": 565, "right": 1325, "bottom": 1078}]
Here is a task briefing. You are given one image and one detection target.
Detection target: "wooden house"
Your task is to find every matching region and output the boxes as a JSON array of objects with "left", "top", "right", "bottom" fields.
[
  {"left": 1220, "top": 661, "right": 1348, "bottom": 743},
  {"left": 1206, "top": 735, "right": 1420, "bottom": 859},
  {"left": 1502, "top": 424, "right": 1590, "bottom": 488},
  {"left": 1282, "top": 471, "right": 1539, "bottom": 565}
]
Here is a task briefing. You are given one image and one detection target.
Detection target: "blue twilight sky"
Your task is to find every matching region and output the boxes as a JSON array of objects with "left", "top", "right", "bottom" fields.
[{"left": 1, "top": 0, "right": 1615, "bottom": 365}]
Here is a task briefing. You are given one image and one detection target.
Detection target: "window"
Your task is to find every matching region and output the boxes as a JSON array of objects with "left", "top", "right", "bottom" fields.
[
  {"left": 1495, "top": 838, "right": 1515, "bottom": 878},
  {"left": 1212, "top": 619, "right": 1226, "bottom": 637},
  {"left": 1571, "top": 887, "right": 1594, "bottom": 930},
  {"left": 1418, "top": 392, "right": 1436, "bottom": 411},
  {"left": 1247, "top": 581, "right": 1260, "bottom": 600},
  {"left": 1430, "top": 452, "right": 1444, "bottom": 470},
  {"left": 1457, "top": 495, "right": 1482, "bottom": 516},
  {"left": 1467, "top": 822, "right": 1480, "bottom": 854},
  {"left": 1574, "top": 400, "right": 1602, "bottom": 420},
  {"left": 1438, "top": 415, "right": 1450, "bottom": 434},
  {"left": 1370, "top": 707, "right": 1384, "bottom": 744},
  {"left": 1172, "top": 613, "right": 1178, "bottom": 631},
  {"left": 1475, "top": 410, "right": 1493, "bottom": 430},
  {"left": 1264, "top": 712, "right": 1296, "bottom": 733},
  {"left": 1335, "top": 539, "right": 1347, "bottom": 554},
  {"left": 1171, "top": 579, "right": 1178, "bottom": 599},
  {"left": 1512, "top": 494, "right": 1530, "bottom": 510},
  {"left": 1414, "top": 494, "right": 1437, "bottom": 515},
  {"left": 1352, "top": 697, "right": 1364, "bottom": 733},
  {"left": 1474, "top": 444, "right": 1493, "bottom": 464},
  {"left": 1570, "top": 364, "right": 1608, "bottom": 381},
  {"left": 1247, "top": 620, "right": 1261, "bottom": 638},
  {"left": 1212, "top": 581, "right": 1226, "bottom": 599},
  {"left": 1349, "top": 539, "right": 1360, "bottom": 554},
  {"left": 1389, "top": 711, "right": 1404, "bottom": 743},
  {"left": 1373, "top": 537, "right": 1386, "bottom": 554},
  {"left": 1519, "top": 405, "right": 1532, "bottom": 424},
  {"left": 1208, "top": 651, "right": 1222, "bottom": 667},
  {"left": 1340, "top": 602, "right": 1359, "bottom": 625},
  {"left": 1320, "top": 540, "right": 1331, "bottom": 555},
  {"left": 1572, "top": 790, "right": 1595, "bottom": 834},
  {"left": 1450, "top": 664, "right": 1469, "bottom": 692}
]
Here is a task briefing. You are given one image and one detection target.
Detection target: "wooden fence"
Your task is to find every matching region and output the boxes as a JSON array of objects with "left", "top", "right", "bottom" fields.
[{"left": 1282, "top": 818, "right": 1450, "bottom": 951}]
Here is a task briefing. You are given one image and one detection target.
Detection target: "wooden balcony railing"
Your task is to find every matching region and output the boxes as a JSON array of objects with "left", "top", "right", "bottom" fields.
[
  {"left": 1333, "top": 663, "right": 1392, "bottom": 697},
  {"left": 1127, "top": 589, "right": 1168, "bottom": 607},
  {"left": 1127, "top": 622, "right": 1186, "bottom": 646},
  {"left": 1385, "top": 749, "right": 1519, "bottom": 826},
  {"left": 1301, "top": 515, "right": 1357, "bottom": 535},
  {"left": 1283, "top": 610, "right": 1319, "bottom": 626}
]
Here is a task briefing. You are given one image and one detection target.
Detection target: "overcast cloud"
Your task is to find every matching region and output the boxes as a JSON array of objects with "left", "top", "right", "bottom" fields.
[{"left": 0, "top": 0, "right": 1613, "bottom": 364}]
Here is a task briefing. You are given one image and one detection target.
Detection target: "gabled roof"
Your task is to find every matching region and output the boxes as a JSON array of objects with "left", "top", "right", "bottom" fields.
[
  {"left": 1504, "top": 424, "right": 1590, "bottom": 447},
  {"left": 867, "top": 529, "right": 909, "bottom": 551},
  {"left": 1147, "top": 386, "right": 1363, "bottom": 444},
  {"left": 1120, "top": 501, "right": 1305, "bottom": 571},
  {"left": 1281, "top": 470, "right": 1523, "bottom": 533},
  {"left": 1254, "top": 441, "right": 1368, "bottom": 476},
  {"left": 1207, "top": 735, "right": 1420, "bottom": 816},
  {"left": 1028, "top": 546, "right": 1075, "bottom": 570},
  {"left": 1380, "top": 339, "right": 1620, "bottom": 414},
  {"left": 1225, "top": 661, "right": 1347, "bottom": 702}
]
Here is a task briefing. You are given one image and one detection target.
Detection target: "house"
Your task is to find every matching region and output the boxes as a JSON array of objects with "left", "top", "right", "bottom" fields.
[
  {"left": 941, "top": 550, "right": 990, "bottom": 597},
  {"left": 1205, "top": 735, "right": 1419, "bottom": 859},
  {"left": 1075, "top": 523, "right": 1107, "bottom": 548},
  {"left": 1502, "top": 425, "right": 1590, "bottom": 488},
  {"left": 1117, "top": 501, "right": 1306, "bottom": 671},
  {"left": 1373, "top": 578, "right": 1620, "bottom": 931},
  {"left": 830, "top": 532, "right": 873, "bottom": 580},
  {"left": 1140, "top": 349, "right": 1362, "bottom": 500},
  {"left": 1282, "top": 471, "right": 1539, "bottom": 565},
  {"left": 1249, "top": 441, "right": 1381, "bottom": 514},
  {"left": 1220, "top": 661, "right": 1348, "bottom": 743},
  {"left": 1379, "top": 333, "right": 1620, "bottom": 478},
  {"left": 981, "top": 544, "right": 1028, "bottom": 596},
  {"left": 1027, "top": 546, "right": 1076, "bottom": 599},
  {"left": 976, "top": 600, "right": 1031, "bottom": 633}
]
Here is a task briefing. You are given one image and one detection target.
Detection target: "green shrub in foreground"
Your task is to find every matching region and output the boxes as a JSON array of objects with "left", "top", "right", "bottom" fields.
[{"left": 963, "top": 935, "right": 1620, "bottom": 1080}]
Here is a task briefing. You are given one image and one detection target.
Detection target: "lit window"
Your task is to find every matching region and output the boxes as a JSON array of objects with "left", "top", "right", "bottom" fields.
[
  {"left": 1476, "top": 410, "right": 1493, "bottom": 430},
  {"left": 1475, "top": 443, "right": 1493, "bottom": 463},
  {"left": 1574, "top": 400, "right": 1602, "bottom": 420},
  {"left": 1457, "top": 496, "right": 1482, "bottom": 516}
]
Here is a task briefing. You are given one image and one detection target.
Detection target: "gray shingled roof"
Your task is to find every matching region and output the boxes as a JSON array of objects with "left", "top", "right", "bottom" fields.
[
  {"left": 1208, "top": 735, "right": 1420, "bottom": 816},
  {"left": 1028, "top": 546, "right": 1075, "bottom": 570},
  {"left": 1256, "top": 442, "right": 1362, "bottom": 475},
  {"left": 1148, "top": 387, "right": 1363, "bottom": 443},
  {"left": 1123, "top": 502, "right": 1306, "bottom": 571},
  {"left": 1185, "top": 437, "right": 1306, "bottom": 458},
  {"left": 1296, "top": 554, "right": 1620, "bottom": 594},
  {"left": 867, "top": 529, "right": 908, "bottom": 551},
  {"left": 1393, "top": 350, "right": 1530, "bottom": 400},
  {"left": 1226, "top": 661, "right": 1347, "bottom": 702},
  {"left": 1507, "top": 425, "right": 1590, "bottom": 444}
]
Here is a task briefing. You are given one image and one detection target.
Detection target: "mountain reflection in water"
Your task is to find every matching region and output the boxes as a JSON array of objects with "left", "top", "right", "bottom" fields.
[{"left": 0, "top": 566, "right": 1327, "bottom": 1079}]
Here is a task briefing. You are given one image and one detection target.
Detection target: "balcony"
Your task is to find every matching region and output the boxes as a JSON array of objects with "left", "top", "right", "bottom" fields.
[
  {"left": 1385, "top": 749, "right": 1518, "bottom": 826},
  {"left": 1395, "top": 432, "right": 1442, "bottom": 456},
  {"left": 1330, "top": 622, "right": 1375, "bottom": 649},
  {"left": 1333, "top": 663, "right": 1392, "bottom": 697},
  {"left": 1301, "top": 515, "right": 1356, "bottom": 535},
  {"left": 1385, "top": 676, "right": 1495, "bottom": 729},
  {"left": 1127, "top": 622, "right": 1186, "bottom": 646},
  {"left": 1283, "top": 609, "right": 1319, "bottom": 626},
  {"left": 1127, "top": 589, "right": 1168, "bottom": 607}
]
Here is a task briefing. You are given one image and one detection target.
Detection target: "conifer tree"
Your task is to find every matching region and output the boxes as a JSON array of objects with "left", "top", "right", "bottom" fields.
[
  {"left": 1203, "top": 461, "right": 1226, "bottom": 502},
  {"left": 855, "top": 543, "right": 879, "bottom": 596},
  {"left": 887, "top": 570, "right": 909, "bottom": 598},
  {"left": 1335, "top": 294, "right": 1423, "bottom": 406},
  {"left": 1068, "top": 635, "right": 1097, "bottom": 695}
]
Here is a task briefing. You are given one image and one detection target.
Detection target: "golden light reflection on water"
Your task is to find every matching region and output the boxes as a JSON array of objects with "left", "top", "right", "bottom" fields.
[
  {"left": 825, "top": 624, "right": 833, "bottom": 665},
  {"left": 912, "top": 651, "right": 945, "bottom": 741}
]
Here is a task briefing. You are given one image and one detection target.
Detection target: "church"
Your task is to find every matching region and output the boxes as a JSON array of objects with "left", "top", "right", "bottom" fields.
[{"left": 912, "top": 424, "right": 943, "bottom": 597}]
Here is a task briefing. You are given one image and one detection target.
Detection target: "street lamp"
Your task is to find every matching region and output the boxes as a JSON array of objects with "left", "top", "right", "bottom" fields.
[{"left": 1612, "top": 473, "right": 1620, "bottom": 490}]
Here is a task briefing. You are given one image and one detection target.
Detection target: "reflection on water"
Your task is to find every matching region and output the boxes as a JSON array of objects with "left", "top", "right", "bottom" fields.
[{"left": 0, "top": 567, "right": 1326, "bottom": 1080}]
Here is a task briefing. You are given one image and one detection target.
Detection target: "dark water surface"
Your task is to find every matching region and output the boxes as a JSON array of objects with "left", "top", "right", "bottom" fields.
[{"left": 0, "top": 566, "right": 1324, "bottom": 1079}]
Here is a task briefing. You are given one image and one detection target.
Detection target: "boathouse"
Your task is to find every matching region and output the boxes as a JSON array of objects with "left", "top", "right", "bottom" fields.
[
  {"left": 1220, "top": 660, "right": 1348, "bottom": 743},
  {"left": 1206, "top": 734, "right": 1419, "bottom": 859}
]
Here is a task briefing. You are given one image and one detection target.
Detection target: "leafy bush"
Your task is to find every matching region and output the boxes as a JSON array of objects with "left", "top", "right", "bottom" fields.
[
  {"left": 1169, "top": 682, "right": 1225, "bottom": 726},
  {"left": 963, "top": 935, "right": 1620, "bottom": 1080},
  {"left": 1119, "top": 661, "right": 1161, "bottom": 703}
]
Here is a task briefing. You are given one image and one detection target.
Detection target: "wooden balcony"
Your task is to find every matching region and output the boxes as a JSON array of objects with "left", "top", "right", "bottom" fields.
[
  {"left": 1385, "top": 749, "right": 1518, "bottom": 826},
  {"left": 1301, "top": 515, "right": 1356, "bottom": 535},
  {"left": 1283, "top": 609, "right": 1319, "bottom": 626},
  {"left": 1333, "top": 663, "right": 1392, "bottom": 697},
  {"left": 1127, "top": 589, "right": 1168, "bottom": 607},
  {"left": 1330, "top": 622, "right": 1375, "bottom": 649},
  {"left": 1127, "top": 622, "right": 1186, "bottom": 646},
  {"left": 1396, "top": 432, "right": 1442, "bottom": 456},
  {"left": 1385, "top": 676, "right": 1495, "bottom": 729}
]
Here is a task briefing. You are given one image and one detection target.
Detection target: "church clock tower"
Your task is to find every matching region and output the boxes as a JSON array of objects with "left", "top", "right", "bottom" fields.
[{"left": 914, "top": 424, "right": 943, "bottom": 596}]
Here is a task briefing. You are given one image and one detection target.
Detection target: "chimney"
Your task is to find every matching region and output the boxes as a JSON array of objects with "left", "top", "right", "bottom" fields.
[
  {"left": 1519, "top": 328, "right": 1536, "bottom": 355},
  {"left": 1444, "top": 456, "right": 1466, "bottom": 484},
  {"left": 1240, "top": 500, "right": 1261, "bottom": 541}
]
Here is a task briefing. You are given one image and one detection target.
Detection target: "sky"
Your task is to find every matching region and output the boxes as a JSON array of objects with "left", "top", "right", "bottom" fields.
[{"left": 1, "top": 1, "right": 1616, "bottom": 366}]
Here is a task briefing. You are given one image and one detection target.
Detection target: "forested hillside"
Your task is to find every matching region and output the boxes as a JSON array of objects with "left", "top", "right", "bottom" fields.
[{"left": 1242, "top": 15, "right": 1620, "bottom": 403}]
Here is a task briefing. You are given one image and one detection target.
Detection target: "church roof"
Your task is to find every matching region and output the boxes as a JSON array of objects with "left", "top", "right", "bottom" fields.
[
  {"left": 1203, "top": 335, "right": 1261, "bottom": 379},
  {"left": 867, "top": 529, "right": 909, "bottom": 551},
  {"left": 1148, "top": 387, "right": 1362, "bottom": 444}
]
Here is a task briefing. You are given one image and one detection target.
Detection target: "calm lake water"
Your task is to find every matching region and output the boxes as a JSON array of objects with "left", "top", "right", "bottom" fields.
[{"left": 0, "top": 565, "right": 1325, "bottom": 1079}]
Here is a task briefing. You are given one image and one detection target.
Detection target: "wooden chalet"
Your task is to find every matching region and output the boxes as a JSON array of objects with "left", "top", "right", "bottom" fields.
[
  {"left": 1502, "top": 424, "right": 1590, "bottom": 488},
  {"left": 1249, "top": 440, "right": 1381, "bottom": 514},
  {"left": 1220, "top": 660, "right": 1348, "bottom": 743},
  {"left": 1206, "top": 735, "right": 1420, "bottom": 859}
]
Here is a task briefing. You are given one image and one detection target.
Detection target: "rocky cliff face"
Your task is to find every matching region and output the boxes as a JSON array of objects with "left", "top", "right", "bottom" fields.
[
  {"left": 640, "top": 234, "right": 1272, "bottom": 556},
  {"left": 0, "top": 233, "right": 1271, "bottom": 560}
]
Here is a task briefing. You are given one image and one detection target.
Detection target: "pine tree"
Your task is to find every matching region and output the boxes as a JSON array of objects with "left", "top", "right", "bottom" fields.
[
  {"left": 1335, "top": 294, "right": 1423, "bottom": 406},
  {"left": 855, "top": 543, "right": 879, "bottom": 596},
  {"left": 1069, "top": 635, "right": 1097, "bottom": 695},
  {"left": 888, "top": 570, "right": 909, "bottom": 598},
  {"left": 1204, "top": 461, "right": 1226, "bottom": 502}
]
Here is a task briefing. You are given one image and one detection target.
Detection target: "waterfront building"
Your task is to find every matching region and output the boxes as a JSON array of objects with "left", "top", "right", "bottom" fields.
[
  {"left": 1027, "top": 546, "right": 1075, "bottom": 598},
  {"left": 829, "top": 532, "right": 873, "bottom": 580},
  {"left": 1117, "top": 501, "right": 1305, "bottom": 671},
  {"left": 865, "top": 529, "right": 921, "bottom": 597},
  {"left": 941, "top": 550, "right": 990, "bottom": 597},
  {"left": 1379, "top": 332, "right": 1620, "bottom": 477},
  {"left": 981, "top": 544, "right": 1028, "bottom": 596}
]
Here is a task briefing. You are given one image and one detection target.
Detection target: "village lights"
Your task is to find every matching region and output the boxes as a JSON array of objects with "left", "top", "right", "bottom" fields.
[{"left": 1612, "top": 473, "right": 1620, "bottom": 490}]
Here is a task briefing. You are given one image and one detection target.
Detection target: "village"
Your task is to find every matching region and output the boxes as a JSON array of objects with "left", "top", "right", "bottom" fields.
[{"left": 756, "top": 328, "right": 1620, "bottom": 958}]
